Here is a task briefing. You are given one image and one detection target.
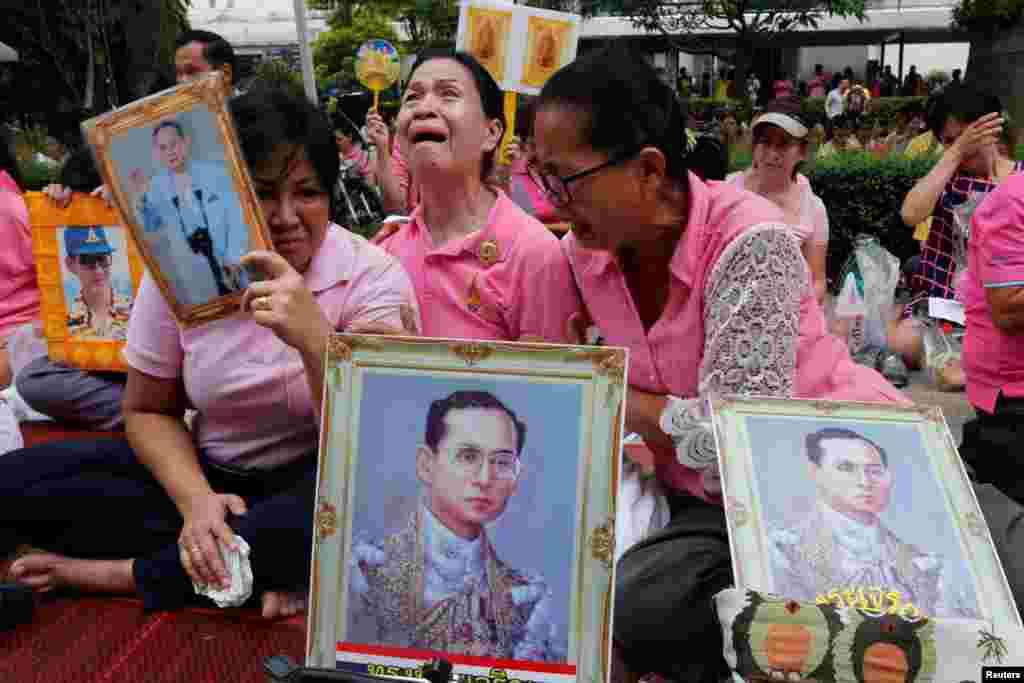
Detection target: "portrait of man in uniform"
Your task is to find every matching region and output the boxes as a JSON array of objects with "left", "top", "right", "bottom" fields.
[
  {"left": 60, "top": 226, "right": 132, "bottom": 341},
  {"left": 767, "top": 427, "right": 980, "bottom": 619},
  {"left": 347, "top": 389, "right": 565, "bottom": 663},
  {"left": 126, "top": 117, "right": 249, "bottom": 307}
]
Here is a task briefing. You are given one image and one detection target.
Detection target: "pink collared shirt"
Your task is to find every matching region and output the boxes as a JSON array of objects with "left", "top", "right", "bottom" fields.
[
  {"left": 564, "top": 174, "right": 907, "bottom": 502},
  {"left": 373, "top": 190, "right": 580, "bottom": 342},
  {"left": 124, "top": 225, "right": 420, "bottom": 470},
  {"left": 962, "top": 172, "right": 1024, "bottom": 413},
  {"left": 0, "top": 173, "right": 40, "bottom": 339}
]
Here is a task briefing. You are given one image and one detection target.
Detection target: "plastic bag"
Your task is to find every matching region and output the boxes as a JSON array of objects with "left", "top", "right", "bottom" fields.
[{"left": 832, "top": 235, "right": 900, "bottom": 354}]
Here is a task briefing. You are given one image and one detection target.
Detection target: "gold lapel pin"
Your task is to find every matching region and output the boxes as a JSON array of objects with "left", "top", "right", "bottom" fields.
[{"left": 478, "top": 240, "right": 499, "bottom": 266}]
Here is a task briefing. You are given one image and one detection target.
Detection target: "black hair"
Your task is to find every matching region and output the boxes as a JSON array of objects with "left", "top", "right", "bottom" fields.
[
  {"left": 688, "top": 134, "right": 727, "bottom": 182},
  {"left": 230, "top": 87, "right": 340, "bottom": 217},
  {"left": 59, "top": 146, "right": 102, "bottom": 192},
  {"left": 928, "top": 83, "right": 1004, "bottom": 141},
  {"left": 536, "top": 45, "right": 689, "bottom": 183},
  {"left": 331, "top": 109, "right": 363, "bottom": 141},
  {"left": 152, "top": 120, "right": 186, "bottom": 140},
  {"left": 425, "top": 390, "right": 526, "bottom": 457},
  {"left": 175, "top": 30, "right": 237, "bottom": 80},
  {"left": 806, "top": 427, "right": 889, "bottom": 468},
  {"left": 404, "top": 49, "right": 506, "bottom": 181},
  {"left": 0, "top": 125, "right": 23, "bottom": 191}
]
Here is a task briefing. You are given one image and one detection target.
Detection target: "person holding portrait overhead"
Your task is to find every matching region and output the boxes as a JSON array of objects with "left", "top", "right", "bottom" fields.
[
  {"left": 64, "top": 227, "right": 132, "bottom": 341},
  {"left": 526, "top": 47, "right": 908, "bottom": 682},
  {"left": 370, "top": 49, "right": 580, "bottom": 344},
  {"left": 767, "top": 427, "right": 978, "bottom": 619},
  {"left": 349, "top": 390, "right": 563, "bottom": 662},
  {"left": 128, "top": 120, "right": 249, "bottom": 307}
]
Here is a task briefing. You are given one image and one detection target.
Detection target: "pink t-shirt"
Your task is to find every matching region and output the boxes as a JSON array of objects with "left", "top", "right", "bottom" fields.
[
  {"left": 961, "top": 172, "right": 1024, "bottom": 413},
  {"left": 373, "top": 190, "right": 580, "bottom": 342},
  {"left": 123, "top": 226, "right": 419, "bottom": 470},
  {"left": 725, "top": 172, "right": 829, "bottom": 245},
  {"left": 0, "top": 173, "right": 40, "bottom": 339},
  {"left": 507, "top": 158, "right": 558, "bottom": 224},
  {"left": 564, "top": 173, "right": 907, "bottom": 502}
]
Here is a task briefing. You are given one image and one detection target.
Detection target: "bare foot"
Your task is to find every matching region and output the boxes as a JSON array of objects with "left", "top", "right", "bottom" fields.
[
  {"left": 261, "top": 590, "right": 306, "bottom": 619},
  {"left": 9, "top": 552, "right": 135, "bottom": 595}
]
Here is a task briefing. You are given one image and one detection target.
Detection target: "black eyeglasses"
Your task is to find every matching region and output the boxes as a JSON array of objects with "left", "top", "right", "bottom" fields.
[
  {"left": 76, "top": 254, "right": 112, "bottom": 270},
  {"left": 527, "top": 148, "right": 640, "bottom": 207}
]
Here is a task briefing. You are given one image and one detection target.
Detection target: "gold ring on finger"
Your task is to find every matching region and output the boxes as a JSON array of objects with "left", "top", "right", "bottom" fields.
[{"left": 191, "top": 546, "right": 202, "bottom": 554}]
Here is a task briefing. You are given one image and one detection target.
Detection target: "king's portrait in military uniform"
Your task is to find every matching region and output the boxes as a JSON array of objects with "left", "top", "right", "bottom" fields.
[
  {"left": 62, "top": 226, "right": 132, "bottom": 341},
  {"left": 347, "top": 390, "right": 566, "bottom": 663},
  {"left": 767, "top": 427, "right": 980, "bottom": 619}
]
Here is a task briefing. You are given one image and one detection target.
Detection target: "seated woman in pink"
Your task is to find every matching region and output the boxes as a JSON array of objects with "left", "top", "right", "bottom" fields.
[
  {"left": 529, "top": 46, "right": 907, "bottom": 683},
  {"left": 0, "top": 128, "right": 40, "bottom": 388},
  {"left": 372, "top": 49, "right": 579, "bottom": 342},
  {"left": 0, "top": 88, "right": 419, "bottom": 619},
  {"left": 958, "top": 171, "right": 1024, "bottom": 504},
  {"left": 725, "top": 97, "right": 829, "bottom": 303}
]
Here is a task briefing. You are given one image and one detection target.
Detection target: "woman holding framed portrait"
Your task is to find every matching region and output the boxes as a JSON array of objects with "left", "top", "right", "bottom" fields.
[
  {"left": 0, "top": 88, "right": 420, "bottom": 619},
  {"left": 371, "top": 49, "right": 580, "bottom": 344},
  {"left": 527, "top": 46, "right": 909, "bottom": 682}
]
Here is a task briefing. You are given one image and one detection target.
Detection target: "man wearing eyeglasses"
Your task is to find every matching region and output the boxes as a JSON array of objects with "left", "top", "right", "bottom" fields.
[
  {"left": 768, "top": 427, "right": 978, "bottom": 619},
  {"left": 348, "top": 390, "right": 563, "bottom": 662},
  {"left": 64, "top": 227, "right": 132, "bottom": 341}
]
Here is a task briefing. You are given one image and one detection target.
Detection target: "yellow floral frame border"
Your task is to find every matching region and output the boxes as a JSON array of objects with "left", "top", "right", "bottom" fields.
[
  {"left": 307, "top": 335, "right": 626, "bottom": 683},
  {"left": 26, "top": 193, "right": 143, "bottom": 372},
  {"left": 81, "top": 71, "right": 272, "bottom": 328}
]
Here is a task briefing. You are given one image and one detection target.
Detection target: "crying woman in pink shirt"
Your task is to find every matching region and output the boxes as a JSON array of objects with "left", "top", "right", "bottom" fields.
[{"left": 373, "top": 49, "right": 580, "bottom": 343}]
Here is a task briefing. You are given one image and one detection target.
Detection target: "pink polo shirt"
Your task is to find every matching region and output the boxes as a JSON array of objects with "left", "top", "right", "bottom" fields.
[
  {"left": 124, "top": 226, "right": 419, "bottom": 470},
  {"left": 373, "top": 190, "right": 580, "bottom": 342},
  {"left": 962, "top": 172, "right": 1024, "bottom": 414},
  {"left": 0, "top": 174, "right": 40, "bottom": 339},
  {"left": 564, "top": 174, "right": 907, "bottom": 502}
]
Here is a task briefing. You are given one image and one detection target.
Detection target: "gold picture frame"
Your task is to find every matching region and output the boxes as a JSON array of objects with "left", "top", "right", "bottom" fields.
[
  {"left": 27, "top": 193, "right": 144, "bottom": 372},
  {"left": 82, "top": 71, "right": 271, "bottom": 327},
  {"left": 711, "top": 396, "right": 1022, "bottom": 629},
  {"left": 521, "top": 16, "right": 573, "bottom": 89},
  {"left": 307, "top": 335, "right": 626, "bottom": 683},
  {"left": 466, "top": 6, "right": 513, "bottom": 84}
]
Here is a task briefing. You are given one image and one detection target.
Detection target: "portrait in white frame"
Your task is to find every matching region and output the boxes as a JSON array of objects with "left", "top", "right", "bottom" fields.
[
  {"left": 307, "top": 336, "right": 626, "bottom": 683},
  {"left": 711, "top": 397, "right": 1021, "bottom": 630}
]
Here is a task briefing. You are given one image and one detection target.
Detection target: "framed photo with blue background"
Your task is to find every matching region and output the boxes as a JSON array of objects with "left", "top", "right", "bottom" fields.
[
  {"left": 711, "top": 396, "right": 1021, "bottom": 630},
  {"left": 307, "top": 336, "right": 626, "bottom": 683},
  {"left": 82, "top": 71, "right": 272, "bottom": 327}
]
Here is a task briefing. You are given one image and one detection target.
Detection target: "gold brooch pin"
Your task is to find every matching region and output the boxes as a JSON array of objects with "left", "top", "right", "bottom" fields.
[{"left": 478, "top": 240, "right": 499, "bottom": 266}]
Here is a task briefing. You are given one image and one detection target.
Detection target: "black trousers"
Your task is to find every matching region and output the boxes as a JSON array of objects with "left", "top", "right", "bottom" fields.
[
  {"left": 0, "top": 438, "right": 316, "bottom": 611},
  {"left": 959, "top": 394, "right": 1024, "bottom": 506}
]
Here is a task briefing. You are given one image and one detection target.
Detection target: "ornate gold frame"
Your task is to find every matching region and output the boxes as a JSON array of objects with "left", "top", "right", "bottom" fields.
[
  {"left": 81, "top": 71, "right": 271, "bottom": 328},
  {"left": 711, "top": 395, "right": 1022, "bottom": 630},
  {"left": 307, "top": 335, "right": 625, "bottom": 683},
  {"left": 26, "top": 193, "right": 144, "bottom": 372}
]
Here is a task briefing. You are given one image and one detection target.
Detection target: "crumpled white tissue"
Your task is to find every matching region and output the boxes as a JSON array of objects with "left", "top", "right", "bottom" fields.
[{"left": 192, "top": 535, "right": 253, "bottom": 608}]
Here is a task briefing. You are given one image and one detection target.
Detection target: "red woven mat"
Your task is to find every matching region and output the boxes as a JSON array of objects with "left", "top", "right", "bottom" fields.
[{"left": 0, "top": 595, "right": 305, "bottom": 683}]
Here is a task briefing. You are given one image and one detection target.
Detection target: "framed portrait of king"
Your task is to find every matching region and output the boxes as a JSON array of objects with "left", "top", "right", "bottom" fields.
[
  {"left": 82, "top": 71, "right": 272, "bottom": 327},
  {"left": 711, "top": 397, "right": 1022, "bottom": 630},
  {"left": 307, "top": 336, "right": 625, "bottom": 683},
  {"left": 27, "top": 193, "right": 144, "bottom": 372}
]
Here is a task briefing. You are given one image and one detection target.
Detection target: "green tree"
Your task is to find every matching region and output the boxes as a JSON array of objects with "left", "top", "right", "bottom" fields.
[
  {"left": 312, "top": 8, "right": 400, "bottom": 86},
  {"left": 612, "top": 0, "right": 867, "bottom": 99},
  {"left": 252, "top": 58, "right": 307, "bottom": 100}
]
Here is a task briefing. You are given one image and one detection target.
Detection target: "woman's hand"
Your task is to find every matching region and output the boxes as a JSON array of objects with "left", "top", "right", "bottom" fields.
[
  {"left": 950, "top": 112, "right": 1004, "bottom": 163},
  {"left": 504, "top": 137, "right": 522, "bottom": 163},
  {"left": 240, "top": 251, "right": 332, "bottom": 354},
  {"left": 365, "top": 111, "right": 390, "bottom": 152},
  {"left": 178, "top": 492, "right": 247, "bottom": 588},
  {"left": 43, "top": 184, "right": 73, "bottom": 209},
  {"left": 565, "top": 310, "right": 593, "bottom": 345}
]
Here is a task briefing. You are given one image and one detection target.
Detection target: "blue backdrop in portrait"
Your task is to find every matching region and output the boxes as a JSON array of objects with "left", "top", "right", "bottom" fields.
[
  {"left": 743, "top": 415, "right": 978, "bottom": 610},
  {"left": 57, "top": 226, "right": 134, "bottom": 307},
  {"left": 349, "top": 370, "right": 584, "bottom": 651},
  {"left": 105, "top": 104, "right": 250, "bottom": 308}
]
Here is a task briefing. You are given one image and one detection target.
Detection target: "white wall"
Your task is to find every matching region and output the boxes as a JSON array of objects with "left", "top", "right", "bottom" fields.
[{"left": 797, "top": 45, "right": 871, "bottom": 82}]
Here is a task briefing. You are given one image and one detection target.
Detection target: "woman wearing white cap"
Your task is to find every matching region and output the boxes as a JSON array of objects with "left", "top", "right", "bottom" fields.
[{"left": 726, "top": 98, "right": 829, "bottom": 304}]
